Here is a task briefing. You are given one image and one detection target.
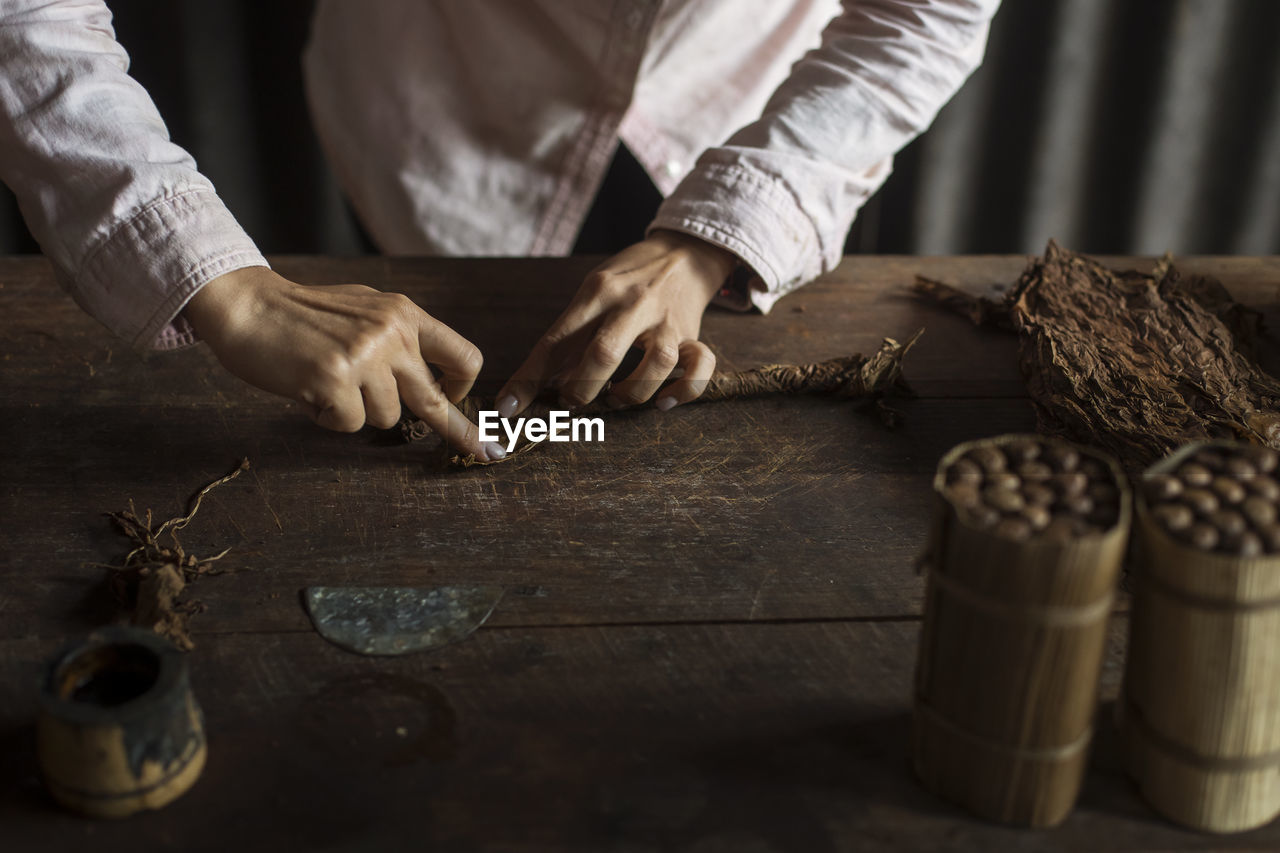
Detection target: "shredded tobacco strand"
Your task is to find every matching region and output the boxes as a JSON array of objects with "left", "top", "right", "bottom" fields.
[{"left": 100, "top": 458, "right": 250, "bottom": 650}]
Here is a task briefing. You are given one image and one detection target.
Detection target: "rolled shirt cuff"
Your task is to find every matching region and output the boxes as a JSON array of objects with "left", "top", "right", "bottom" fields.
[
  {"left": 70, "top": 187, "right": 269, "bottom": 351},
  {"left": 648, "top": 162, "right": 824, "bottom": 315}
]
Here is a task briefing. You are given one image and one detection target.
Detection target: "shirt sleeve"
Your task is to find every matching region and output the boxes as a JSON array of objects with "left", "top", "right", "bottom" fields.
[
  {"left": 0, "top": 0, "right": 268, "bottom": 350},
  {"left": 649, "top": 0, "right": 1001, "bottom": 312}
]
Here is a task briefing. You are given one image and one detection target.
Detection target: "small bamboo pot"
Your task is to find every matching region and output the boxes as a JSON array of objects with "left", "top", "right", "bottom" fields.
[
  {"left": 1122, "top": 440, "right": 1280, "bottom": 833},
  {"left": 38, "top": 627, "right": 206, "bottom": 819},
  {"left": 913, "top": 434, "right": 1130, "bottom": 827}
]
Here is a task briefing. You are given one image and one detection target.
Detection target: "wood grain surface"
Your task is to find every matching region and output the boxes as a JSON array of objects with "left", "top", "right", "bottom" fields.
[{"left": 3, "top": 253, "right": 1280, "bottom": 851}]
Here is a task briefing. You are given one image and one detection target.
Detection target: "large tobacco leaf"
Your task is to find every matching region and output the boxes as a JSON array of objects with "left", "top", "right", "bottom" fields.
[{"left": 918, "top": 241, "right": 1280, "bottom": 471}]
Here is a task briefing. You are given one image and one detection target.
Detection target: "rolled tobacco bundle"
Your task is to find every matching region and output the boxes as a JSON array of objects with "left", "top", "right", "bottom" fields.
[
  {"left": 399, "top": 333, "right": 922, "bottom": 466},
  {"left": 914, "top": 434, "right": 1129, "bottom": 827},
  {"left": 1122, "top": 440, "right": 1280, "bottom": 833},
  {"left": 1143, "top": 443, "right": 1280, "bottom": 556},
  {"left": 939, "top": 436, "right": 1121, "bottom": 542}
]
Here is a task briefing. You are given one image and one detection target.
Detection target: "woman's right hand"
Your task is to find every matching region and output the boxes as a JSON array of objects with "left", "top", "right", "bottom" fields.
[{"left": 184, "top": 266, "right": 504, "bottom": 461}]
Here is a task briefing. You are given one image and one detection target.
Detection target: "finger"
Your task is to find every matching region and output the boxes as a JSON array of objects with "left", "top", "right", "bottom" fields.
[
  {"left": 304, "top": 385, "right": 368, "bottom": 433},
  {"left": 606, "top": 334, "right": 682, "bottom": 407},
  {"left": 395, "top": 360, "right": 503, "bottom": 462},
  {"left": 496, "top": 337, "right": 557, "bottom": 420},
  {"left": 557, "top": 313, "right": 650, "bottom": 408},
  {"left": 654, "top": 340, "right": 716, "bottom": 411},
  {"left": 360, "top": 369, "right": 403, "bottom": 430},
  {"left": 416, "top": 314, "right": 484, "bottom": 404},
  {"left": 496, "top": 276, "right": 616, "bottom": 417},
  {"left": 496, "top": 322, "right": 600, "bottom": 418}
]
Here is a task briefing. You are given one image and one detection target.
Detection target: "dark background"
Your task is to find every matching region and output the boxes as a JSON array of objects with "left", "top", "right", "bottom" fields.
[{"left": 0, "top": 0, "right": 1276, "bottom": 258}]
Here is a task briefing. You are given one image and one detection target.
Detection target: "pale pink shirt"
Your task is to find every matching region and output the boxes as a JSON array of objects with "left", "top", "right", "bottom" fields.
[{"left": 0, "top": 0, "right": 998, "bottom": 350}]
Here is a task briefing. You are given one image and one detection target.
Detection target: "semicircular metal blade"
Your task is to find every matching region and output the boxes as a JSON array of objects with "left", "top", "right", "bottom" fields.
[{"left": 303, "top": 585, "right": 504, "bottom": 656}]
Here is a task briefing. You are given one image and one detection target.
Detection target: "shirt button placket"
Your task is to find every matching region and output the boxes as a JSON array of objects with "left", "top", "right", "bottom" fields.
[{"left": 611, "top": 2, "right": 654, "bottom": 109}]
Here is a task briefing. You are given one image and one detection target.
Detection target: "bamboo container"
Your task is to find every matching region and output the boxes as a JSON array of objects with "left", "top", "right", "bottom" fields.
[
  {"left": 1122, "top": 440, "right": 1280, "bottom": 833},
  {"left": 38, "top": 627, "right": 206, "bottom": 818},
  {"left": 913, "top": 434, "right": 1130, "bottom": 826}
]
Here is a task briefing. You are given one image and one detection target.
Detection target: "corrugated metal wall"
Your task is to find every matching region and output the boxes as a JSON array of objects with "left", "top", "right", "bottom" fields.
[
  {"left": 1, "top": 0, "right": 1277, "bottom": 257},
  {"left": 866, "top": 0, "right": 1280, "bottom": 255}
]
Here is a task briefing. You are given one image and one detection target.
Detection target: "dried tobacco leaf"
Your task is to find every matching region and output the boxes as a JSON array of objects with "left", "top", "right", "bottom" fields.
[{"left": 917, "top": 241, "right": 1280, "bottom": 471}]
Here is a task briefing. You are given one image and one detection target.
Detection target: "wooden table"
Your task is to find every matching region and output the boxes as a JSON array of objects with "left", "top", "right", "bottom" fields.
[{"left": 3, "top": 254, "right": 1279, "bottom": 851}]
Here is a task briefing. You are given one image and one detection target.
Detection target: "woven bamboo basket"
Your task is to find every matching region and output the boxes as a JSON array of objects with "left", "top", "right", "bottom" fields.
[
  {"left": 913, "top": 434, "right": 1130, "bottom": 827},
  {"left": 1122, "top": 440, "right": 1280, "bottom": 833}
]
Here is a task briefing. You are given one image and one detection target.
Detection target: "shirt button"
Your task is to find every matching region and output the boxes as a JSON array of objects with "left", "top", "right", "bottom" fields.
[
  {"left": 625, "top": 8, "right": 644, "bottom": 29},
  {"left": 665, "top": 160, "right": 682, "bottom": 178}
]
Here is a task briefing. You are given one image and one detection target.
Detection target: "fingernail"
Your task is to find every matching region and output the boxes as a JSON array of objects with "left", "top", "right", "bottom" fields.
[
  {"left": 483, "top": 442, "right": 507, "bottom": 461},
  {"left": 496, "top": 394, "right": 519, "bottom": 419},
  {"left": 656, "top": 396, "right": 678, "bottom": 412}
]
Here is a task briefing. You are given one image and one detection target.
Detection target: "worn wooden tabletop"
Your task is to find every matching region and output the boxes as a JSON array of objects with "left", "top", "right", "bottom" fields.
[{"left": 3, "top": 253, "right": 1280, "bottom": 852}]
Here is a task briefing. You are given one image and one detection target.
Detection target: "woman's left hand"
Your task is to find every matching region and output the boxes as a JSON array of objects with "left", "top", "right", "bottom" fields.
[{"left": 496, "top": 230, "right": 738, "bottom": 417}]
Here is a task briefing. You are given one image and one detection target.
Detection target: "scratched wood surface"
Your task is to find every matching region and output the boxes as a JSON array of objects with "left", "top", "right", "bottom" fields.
[{"left": 2, "top": 254, "right": 1280, "bottom": 851}]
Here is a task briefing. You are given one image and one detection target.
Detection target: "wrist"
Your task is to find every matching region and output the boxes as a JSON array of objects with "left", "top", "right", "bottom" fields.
[
  {"left": 184, "top": 266, "right": 273, "bottom": 343},
  {"left": 649, "top": 228, "right": 739, "bottom": 300}
]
